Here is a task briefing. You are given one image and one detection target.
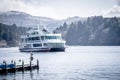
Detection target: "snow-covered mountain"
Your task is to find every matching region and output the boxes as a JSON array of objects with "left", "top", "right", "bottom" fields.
[
  {"left": 0, "top": 11, "right": 85, "bottom": 31},
  {"left": 0, "top": 11, "right": 55, "bottom": 27}
]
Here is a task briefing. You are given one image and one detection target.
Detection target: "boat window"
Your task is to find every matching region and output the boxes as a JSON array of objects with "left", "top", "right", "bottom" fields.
[
  {"left": 32, "top": 32, "right": 39, "bottom": 35},
  {"left": 28, "top": 38, "right": 31, "bottom": 41},
  {"left": 41, "top": 36, "right": 44, "bottom": 40},
  {"left": 45, "top": 36, "right": 61, "bottom": 39},
  {"left": 33, "top": 44, "right": 42, "bottom": 47},
  {"left": 25, "top": 44, "right": 31, "bottom": 48},
  {"left": 28, "top": 37, "right": 40, "bottom": 41},
  {"left": 41, "top": 36, "right": 61, "bottom": 40},
  {"left": 34, "top": 37, "right": 40, "bottom": 40},
  {"left": 43, "top": 43, "right": 48, "bottom": 46}
]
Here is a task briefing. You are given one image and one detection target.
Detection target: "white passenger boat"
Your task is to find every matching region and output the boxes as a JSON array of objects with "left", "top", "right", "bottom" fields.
[{"left": 19, "top": 26, "right": 66, "bottom": 52}]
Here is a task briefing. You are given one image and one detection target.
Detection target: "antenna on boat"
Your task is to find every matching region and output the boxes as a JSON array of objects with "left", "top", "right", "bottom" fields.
[
  {"left": 37, "top": 25, "right": 40, "bottom": 30},
  {"left": 39, "top": 21, "right": 43, "bottom": 30}
]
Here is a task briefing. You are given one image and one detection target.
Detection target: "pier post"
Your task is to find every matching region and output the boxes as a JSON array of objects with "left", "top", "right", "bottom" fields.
[
  {"left": 37, "top": 59, "right": 39, "bottom": 70},
  {"left": 11, "top": 60, "right": 13, "bottom": 63},
  {"left": 30, "top": 53, "right": 33, "bottom": 70},
  {"left": 30, "top": 60, "right": 32, "bottom": 70},
  {"left": 22, "top": 60, "right": 24, "bottom": 72},
  {"left": 13, "top": 61, "right": 16, "bottom": 72},
  {"left": 10, "top": 60, "right": 14, "bottom": 73},
  {"left": 3, "top": 60, "right": 7, "bottom": 74}
]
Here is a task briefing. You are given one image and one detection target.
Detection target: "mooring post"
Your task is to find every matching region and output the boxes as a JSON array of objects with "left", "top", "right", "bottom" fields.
[
  {"left": 10, "top": 60, "right": 14, "bottom": 72},
  {"left": 13, "top": 61, "right": 16, "bottom": 72},
  {"left": 30, "top": 53, "right": 33, "bottom": 70},
  {"left": 3, "top": 60, "right": 7, "bottom": 74},
  {"left": 37, "top": 59, "right": 39, "bottom": 70},
  {"left": 11, "top": 60, "right": 13, "bottom": 63},
  {"left": 22, "top": 60, "right": 24, "bottom": 72},
  {"left": 30, "top": 60, "right": 32, "bottom": 70},
  {"left": 30, "top": 53, "right": 33, "bottom": 61}
]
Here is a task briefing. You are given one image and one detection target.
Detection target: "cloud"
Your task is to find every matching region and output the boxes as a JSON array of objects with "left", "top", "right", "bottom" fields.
[
  {"left": 0, "top": 0, "right": 59, "bottom": 19},
  {"left": 102, "top": 5, "right": 120, "bottom": 17},
  {"left": 101, "top": 0, "right": 120, "bottom": 17}
]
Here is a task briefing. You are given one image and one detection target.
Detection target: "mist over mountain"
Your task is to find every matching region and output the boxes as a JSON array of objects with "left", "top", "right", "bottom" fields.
[
  {"left": 0, "top": 11, "right": 83, "bottom": 31},
  {"left": 0, "top": 11, "right": 55, "bottom": 30},
  {"left": 1, "top": 11, "right": 120, "bottom": 46}
]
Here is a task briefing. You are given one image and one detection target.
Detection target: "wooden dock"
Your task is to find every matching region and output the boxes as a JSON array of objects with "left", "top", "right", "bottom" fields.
[{"left": 0, "top": 53, "right": 39, "bottom": 74}]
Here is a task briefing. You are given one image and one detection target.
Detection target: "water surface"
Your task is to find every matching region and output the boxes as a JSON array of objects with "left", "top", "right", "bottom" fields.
[{"left": 0, "top": 46, "right": 120, "bottom": 80}]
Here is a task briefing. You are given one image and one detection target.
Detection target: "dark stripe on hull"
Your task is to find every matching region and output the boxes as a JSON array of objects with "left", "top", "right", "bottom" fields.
[
  {"left": 19, "top": 48, "right": 50, "bottom": 52},
  {"left": 20, "top": 50, "right": 49, "bottom": 52},
  {"left": 50, "top": 47, "right": 65, "bottom": 52}
]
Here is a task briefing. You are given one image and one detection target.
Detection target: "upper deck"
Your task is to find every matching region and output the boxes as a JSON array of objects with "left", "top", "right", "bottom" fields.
[
  {"left": 20, "top": 27, "right": 65, "bottom": 43},
  {"left": 21, "top": 27, "right": 61, "bottom": 38}
]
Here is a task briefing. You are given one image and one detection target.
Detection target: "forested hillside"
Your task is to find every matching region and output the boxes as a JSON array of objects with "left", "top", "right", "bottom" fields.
[
  {"left": 54, "top": 16, "right": 120, "bottom": 45},
  {"left": 1, "top": 16, "right": 120, "bottom": 47},
  {"left": 0, "top": 23, "right": 28, "bottom": 47}
]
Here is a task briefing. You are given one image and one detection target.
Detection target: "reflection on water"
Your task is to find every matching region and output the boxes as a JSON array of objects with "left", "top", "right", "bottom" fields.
[{"left": 0, "top": 46, "right": 120, "bottom": 80}]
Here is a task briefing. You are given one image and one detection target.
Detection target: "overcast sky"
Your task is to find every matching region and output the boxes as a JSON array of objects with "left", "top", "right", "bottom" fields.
[{"left": 0, "top": 0, "right": 120, "bottom": 19}]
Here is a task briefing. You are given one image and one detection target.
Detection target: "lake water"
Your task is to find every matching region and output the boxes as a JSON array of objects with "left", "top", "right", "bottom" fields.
[{"left": 0, "top": 46, "right": 120, "bottom": 80}]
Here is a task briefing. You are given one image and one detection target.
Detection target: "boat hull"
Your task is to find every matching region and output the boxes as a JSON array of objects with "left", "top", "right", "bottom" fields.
[{"left": 19, "top": 47, "right": 65, "bottom": 52}]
